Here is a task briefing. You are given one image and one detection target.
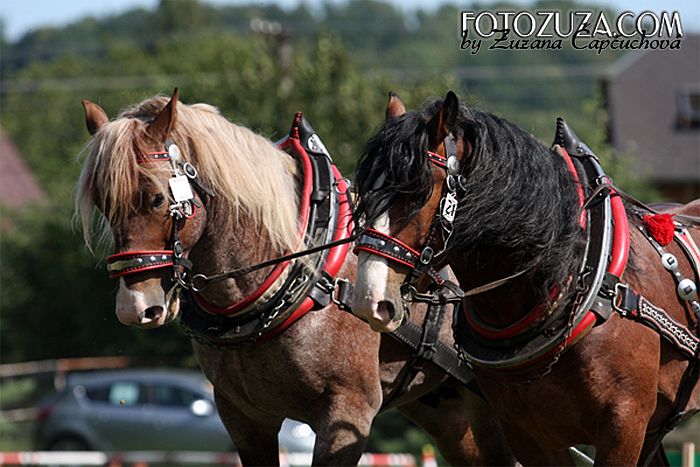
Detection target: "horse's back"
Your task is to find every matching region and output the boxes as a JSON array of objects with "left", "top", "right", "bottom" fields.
[{"left": 655, "top": 198, "right": 700, "bottom": 216}]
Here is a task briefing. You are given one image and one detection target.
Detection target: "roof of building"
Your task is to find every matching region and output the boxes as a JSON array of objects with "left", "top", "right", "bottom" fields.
[
  {"left": 0, "top": 128, "right": 46, "bottom": 208},
  {"left": 608, "top": 35, "right": 700, "bottom": 184}
]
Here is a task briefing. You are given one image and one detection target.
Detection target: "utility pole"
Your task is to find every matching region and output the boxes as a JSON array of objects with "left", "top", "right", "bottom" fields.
[{"left": 250, "top": 19, "right": 293, "bottom": 95}]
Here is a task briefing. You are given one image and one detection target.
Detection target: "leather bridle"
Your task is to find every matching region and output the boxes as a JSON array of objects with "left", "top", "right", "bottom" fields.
[
  {"left": 354, "top": 134, "right": 464, "bottom": 302},
  {"left": 106, "top": 141, "right": 203, "bottom": 290}
]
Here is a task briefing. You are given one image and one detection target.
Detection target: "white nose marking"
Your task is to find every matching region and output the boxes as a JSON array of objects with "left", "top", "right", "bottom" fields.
[
  {"left": 115, "top": 277, "right": 165, "bottom": 325},
  {"left": 354, "top": 212, "right": 391, "bottom": 318}
]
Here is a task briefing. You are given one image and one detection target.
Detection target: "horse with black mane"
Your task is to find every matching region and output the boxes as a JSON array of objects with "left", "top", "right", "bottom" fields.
[
  {"left": 352, "top": 91, "right": 700, "bottom": 465},
  {"left": 75, "top": 89, "right": 513, "bottom": 465}
]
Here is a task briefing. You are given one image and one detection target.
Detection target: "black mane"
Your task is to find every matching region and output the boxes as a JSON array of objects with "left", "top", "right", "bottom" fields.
[{"left": 354, "top": 97, "right": 584, "bottom": 290}]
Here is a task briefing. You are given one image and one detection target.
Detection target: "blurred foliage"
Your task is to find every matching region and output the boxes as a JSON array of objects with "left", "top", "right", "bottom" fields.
[
  {"left": 0, "top": 0, "right": 657, "bottom": 455},
  {"left": 0, "top": 205, "right": 193, "bottom": 362},
  {"left": 0, "top": 420, "right": 34, "bottom": 451},
  {"left": 0, "top": 378, "right": 36, "bottom": 408}
]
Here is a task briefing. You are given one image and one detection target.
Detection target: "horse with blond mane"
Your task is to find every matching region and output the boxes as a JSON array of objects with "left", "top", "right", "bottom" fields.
[{"left": 76, "top": 89, "right": 512, "bottom": 465}]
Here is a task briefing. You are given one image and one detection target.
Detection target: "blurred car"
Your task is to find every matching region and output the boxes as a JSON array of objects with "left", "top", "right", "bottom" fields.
[{"left": 34, "top": 368, "right": 315, "bottom": 452}]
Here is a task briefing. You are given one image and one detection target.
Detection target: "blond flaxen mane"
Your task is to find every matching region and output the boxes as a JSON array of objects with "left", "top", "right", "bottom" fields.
[{"left": 76, "top": 96, "right": 299, "bottom": 253}]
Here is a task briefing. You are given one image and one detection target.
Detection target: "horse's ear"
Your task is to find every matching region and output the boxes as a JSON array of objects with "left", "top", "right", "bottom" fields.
[
  {"left": 427, "top": 91, "right": 459, "bottom": 148},
  {"left": 147, "top": 87, "right": 179, "bottom": 143},
  {"left": 82, "top": 100, "right": 109, "bottom": 135},
  {"left": 385, "top": 91, "right": 406, "bottom": 119}
]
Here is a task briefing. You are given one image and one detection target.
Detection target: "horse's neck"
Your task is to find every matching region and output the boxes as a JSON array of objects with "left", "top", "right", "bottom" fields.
[
  {"left": 451, "top": 248, "right": 543, "bottom": 328},
  {"left": 191, "top": 184, "right": 296, "bottom": 308}
]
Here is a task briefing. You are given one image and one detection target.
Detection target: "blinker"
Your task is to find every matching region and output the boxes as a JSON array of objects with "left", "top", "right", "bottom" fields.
[
  {"left": 167, "top": 141, "right": 181, "bottom": 163},
  {"left": 447, "top": 155, "right": 460, "bottom": 176}
]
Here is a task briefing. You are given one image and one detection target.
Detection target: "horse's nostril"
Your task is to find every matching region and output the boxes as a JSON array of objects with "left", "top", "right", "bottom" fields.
[
  {"left": 377, "top": 300, "right": 396, "bottom": 321},
  {"left": 143, "top": 306, "right": 164, "bottom": 321}
]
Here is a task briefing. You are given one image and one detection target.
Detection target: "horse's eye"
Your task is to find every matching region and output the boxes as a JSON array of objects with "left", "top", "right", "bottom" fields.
[{"left": 152, "top": 193, "right": 166, "bottom": 209}]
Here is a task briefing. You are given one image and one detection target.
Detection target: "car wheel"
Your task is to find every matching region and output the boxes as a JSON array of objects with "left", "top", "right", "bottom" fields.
[{"left": 49, "top": 437, "right": 90, "bottom": 451}]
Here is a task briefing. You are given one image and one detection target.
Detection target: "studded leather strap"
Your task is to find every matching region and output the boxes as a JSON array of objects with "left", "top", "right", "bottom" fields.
[
  {"left": 354, "top": 229, "right": 421, "bottom": 269},
  {"left": 106, "top": 250, "right": 175, "bottom": 278}
]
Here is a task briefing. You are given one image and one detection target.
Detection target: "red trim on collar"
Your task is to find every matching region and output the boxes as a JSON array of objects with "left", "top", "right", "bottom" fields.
[
  {"left": 323, "top": 167, "right": 353, "bottom": 277},
  {"left": 261, "top": 298, "right": 316, "bottom": 340},
  {"left": 191, "top": 135, "right": 314, "bottom": 316},
  {"left": 262, "top": 166, "right": 354, "bottom": 340},
  {"left": 192, "top": 260, "right": 291, "bottom": 315},
  {"left": 608, "top": 188, "right": 629, "bottom": 277},
  {"left": 464, "top": 148, "right": 626, "bottom": 343}
]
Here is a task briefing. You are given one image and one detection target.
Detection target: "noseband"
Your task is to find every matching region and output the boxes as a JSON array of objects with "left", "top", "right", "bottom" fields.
[
  {"left": 354, "top": 134, "right": 464, "bottom": 301},
  {"left": 106, "top": 140, "right": 208, "bottom": 288}
]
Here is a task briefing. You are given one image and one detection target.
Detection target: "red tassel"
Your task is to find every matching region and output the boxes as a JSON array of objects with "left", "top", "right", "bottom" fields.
[{"left": 642, "top": 213, "right": 675, "bottom": 246}]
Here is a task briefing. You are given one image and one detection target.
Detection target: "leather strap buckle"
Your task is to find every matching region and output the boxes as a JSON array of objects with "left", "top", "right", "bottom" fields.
[{"left": 612, "top": 283, "right": 639, "bottom": 316}]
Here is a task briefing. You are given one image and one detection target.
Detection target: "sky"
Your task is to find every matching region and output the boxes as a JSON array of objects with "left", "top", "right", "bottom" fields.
[{"left": 1, "top": 0, "right": 699, "bottom": 41}]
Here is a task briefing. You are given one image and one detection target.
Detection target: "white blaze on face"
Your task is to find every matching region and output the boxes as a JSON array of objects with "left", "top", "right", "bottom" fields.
[
  {"left": 115, "top": 277, "right": 168, "bottom": 327},
  {"left": 353, "top": 212, "right": 391, "bottom": 325}
]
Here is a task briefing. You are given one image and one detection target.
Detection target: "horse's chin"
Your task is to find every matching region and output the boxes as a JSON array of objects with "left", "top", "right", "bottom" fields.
[
  {"left": 368, "top": 314, "right": 404, "bottom": 333},
  {"left": 365, "top": 299, "right": 406, "bottom": 333}
]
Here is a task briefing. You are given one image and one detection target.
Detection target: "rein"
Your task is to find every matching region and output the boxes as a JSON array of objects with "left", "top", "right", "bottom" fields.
[{"left": 188, "top": 233, "right": 361, "bottom": 291}]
